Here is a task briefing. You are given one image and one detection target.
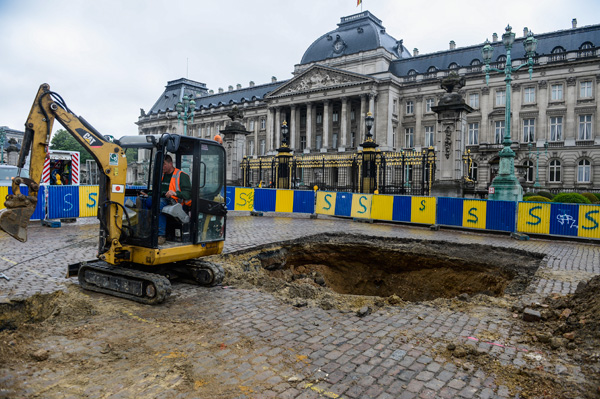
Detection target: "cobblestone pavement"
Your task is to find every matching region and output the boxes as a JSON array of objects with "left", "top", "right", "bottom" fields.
[{"left": 1, "top": 213, "right": 599, "bottom": 398}]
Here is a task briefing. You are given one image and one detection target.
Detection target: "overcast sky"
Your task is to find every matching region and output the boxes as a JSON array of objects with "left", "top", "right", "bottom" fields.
[{"left": 1, "top": 0, "right": 599, "bottom": 139}]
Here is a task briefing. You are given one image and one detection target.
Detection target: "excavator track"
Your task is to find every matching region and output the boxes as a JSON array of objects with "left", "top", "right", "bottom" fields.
[
  {"left": 77, "top": 261, "right": 172, "bottom": 305},
  {"left": 171, "top": 259, "right": 225, "bottom": 287}
]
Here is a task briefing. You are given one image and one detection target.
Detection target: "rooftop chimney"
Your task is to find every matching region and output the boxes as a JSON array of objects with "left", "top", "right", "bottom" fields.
[
  {"left": 523, "top": 27, "right": 529, "bottom": 37},
  {"left": 413, "top": 48, "right": 419, "bottom": 56},
  {"left": 218, "top": 88, "right": 223, "bottom": 93},
  {"left": 449, "top": 40, "right": 456, "bottom": 50},
  {"left": 236, "top": 84, "right": 242, "bottom": 90},
  {"left": 492, "top": 33, "right": 498, "bottom": 42},
  {"left": 228, "top": 85, "right": 233, "bottom": 91},
  {"left": 271, "top": 76, "right": 277, "bottom": 83},
  {"left": 209, "top": 90, "right": 214, "bottom": 95},
  {"left": 572, "top": 18, "right": 577, "bottom": 28},
  {"left": 249, "top": 81, "right": 255, "bottom": 87}
]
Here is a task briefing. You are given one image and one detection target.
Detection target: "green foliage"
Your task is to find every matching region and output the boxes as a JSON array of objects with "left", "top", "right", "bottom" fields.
[
  {"left": 535, "top": 190, "right": 554, "bottom": 200},
  {"left": 50, "top": 129, "right": 93, "bottom": 163},
  {"left": 581, "top": 192, "right": 600, "bottom": 204},
  {"left": 595, "top": 193, "right": 600, "bottom": 202},
  {"left": 524, "top": 195, "right": 551, "bottom": 202},
  {"left": 552, "top": 193, "right": 591, "bottom": 204}
]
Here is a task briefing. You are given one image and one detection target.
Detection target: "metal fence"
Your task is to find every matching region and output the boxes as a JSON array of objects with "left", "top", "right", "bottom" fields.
[{"left": 241, "top": 148, "right": 436, "bottom": 196}]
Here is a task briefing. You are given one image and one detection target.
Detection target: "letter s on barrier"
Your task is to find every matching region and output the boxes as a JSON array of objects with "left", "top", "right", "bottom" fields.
[
  {"left": 527, "top": 205, "right": 542, "bottom": 226},
  {"left": 583, "top": 210, "right": 599, "bottom": 230},
  {"left": 323, "top": 194, "right": 332, "bottom": 210},
  {"left": 88, "top": 192, "right": 97, "bottom": 208},
  {"left": 467, "top": 207, "right": 479, "bottom": 224},
  {"left": 419, "top": 199, "right": 426, "bottom": 211},
  {"left": 358, "top": 196, "right": 367, "bottom": 214},
  {"left": 64, "top": 193, "right": 73, "bottom": 212},
  {"left": 237, "top": 192, "right": 247, "bottom": 207}
]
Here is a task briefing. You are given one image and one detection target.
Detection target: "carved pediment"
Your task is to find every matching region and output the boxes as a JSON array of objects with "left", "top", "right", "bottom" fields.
[{"left": 269, "top": 66, "right": 372, "bottom": 97}]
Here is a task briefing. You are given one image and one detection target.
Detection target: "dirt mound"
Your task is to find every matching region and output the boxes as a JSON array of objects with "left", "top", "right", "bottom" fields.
[{"left": 544, "top": 275, "right": 600, "bottom": 352}]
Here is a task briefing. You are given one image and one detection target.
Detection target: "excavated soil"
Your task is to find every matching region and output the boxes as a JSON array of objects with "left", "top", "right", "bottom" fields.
[{"left": 2, "top": 233, "right": 600, "bottom": 398}]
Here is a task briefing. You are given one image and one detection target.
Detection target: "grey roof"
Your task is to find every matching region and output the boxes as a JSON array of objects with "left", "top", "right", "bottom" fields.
[
  {"left": 147, "top": 79, "right": 286, "bottom": 115},
  {"left": 301, "top": 11, "right": 411, "bottom": 65},
  {"left": 389, "top": 24, "right": 600, "bottom": 77}
]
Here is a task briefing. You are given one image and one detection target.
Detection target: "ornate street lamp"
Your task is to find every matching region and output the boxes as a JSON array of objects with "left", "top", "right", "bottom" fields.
[
  {"left": 176, "top": 94, "right": 196, "bottom": 136},
  {"left": 274, "top": 120, "right": 293, "bottom": 189},
  {"left": 364, "top": 112, "right": 375, "bottom": 145},
  {"left": 281, "top": 120, "right": 290, "bottom": 148},
  {"left": 0, "top": 127, "right": 6, "bottom": 164},
  {"left": 482, "top": 25, "right": 538, "bottom": 201},
  {"left": 360, "top": 111, "right": 378, "bottom": 193},
  {"left": 528, "top": 141, "right": 548, "bottom": 188}
]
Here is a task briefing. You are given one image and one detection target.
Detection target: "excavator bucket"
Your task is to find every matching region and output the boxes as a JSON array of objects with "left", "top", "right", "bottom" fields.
[
  {"left": 0, "top": 178, "right": 39, "bottom": 243},
  {"left": 0, "top": 206, "right": 36, "bottom": 242}
]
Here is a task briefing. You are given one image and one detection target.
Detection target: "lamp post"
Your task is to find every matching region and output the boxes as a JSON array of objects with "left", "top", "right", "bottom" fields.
[
  {"left": 0, "top": 127, "right": 6, "bottom": 164},
  {"left": 275, "top": 121, "right": 292, "bottom": 189},
  {"left": 528, "top": 141, "right": 548, "bottom": 188},
  {"left": 176, "top": 94, "right": 196, "bottom": 136},
  {"left": 482, "top": 25, "right": 538, "bottom": 201},
  {"left": 360, "top": 111, "right": 378, "bottom": 193}
]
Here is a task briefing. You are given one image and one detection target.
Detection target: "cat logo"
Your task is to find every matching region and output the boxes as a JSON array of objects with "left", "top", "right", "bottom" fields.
[{"left": 75, "top": 128, "right": 101, "bottom": 147}]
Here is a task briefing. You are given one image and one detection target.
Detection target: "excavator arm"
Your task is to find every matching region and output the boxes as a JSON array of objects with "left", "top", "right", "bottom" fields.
[{"left": 0, "top": 84, "right": 128, "bottom": 264}]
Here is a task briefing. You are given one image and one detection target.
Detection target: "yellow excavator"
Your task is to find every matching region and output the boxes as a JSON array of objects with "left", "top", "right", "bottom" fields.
[{"left": 0, "top": 84, "right": 228, "bottom": 304}]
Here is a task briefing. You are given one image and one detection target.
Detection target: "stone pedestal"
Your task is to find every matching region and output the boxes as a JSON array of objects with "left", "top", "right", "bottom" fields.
[
  {"left": 220, "top": 107, "right": 250, "bottom": 186},
  {"left": 430, "top": 74, "right": 473, "bottom": 198}
]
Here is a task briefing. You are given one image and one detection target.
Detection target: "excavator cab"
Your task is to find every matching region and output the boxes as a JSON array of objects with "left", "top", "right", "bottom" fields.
[{"left": 119, "top": 133, "right": 226, "bottom": 249}]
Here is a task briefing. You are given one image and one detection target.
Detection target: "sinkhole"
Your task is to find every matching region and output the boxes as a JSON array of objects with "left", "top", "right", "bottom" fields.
[{"left": 252, "top": 234, "right": 543, "bottom": 302}]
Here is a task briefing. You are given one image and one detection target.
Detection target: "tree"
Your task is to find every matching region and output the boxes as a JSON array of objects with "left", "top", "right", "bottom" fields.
[
  {"left": 50, "top": 129, "right": 138, "bottom": 165},
  {"left": 50, "top": 129, "right": 93, "bottom": 163}
]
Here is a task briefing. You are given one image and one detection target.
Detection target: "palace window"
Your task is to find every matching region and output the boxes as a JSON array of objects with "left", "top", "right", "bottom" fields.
[
  {"left": 333, "top": 111, "right": 339, "bottom": 123},
  {"left": 468, "top": 122, "right": 479, "bottom": 145},
  {"left": 316, "top": 112, "right": 323, "bottom": 124},
  {"left": 578, "top": 114, "right": 592, "bottom": 140},
  {"left": 524, "top": 87, "right": 536, "bottom": 103},
  {"left": 351, "top": 110, "right": 355, "bottom": 121},
  {"left": 406, "top": 100, "right": 414, "bottom": 115},
  {"left": 469, "top": 93, "right": 479, "bottom": 109},
  {"left": 300, "top": 135, "right": 306, "bottom": 151},
  {"left": 550, "top": 46, "right": 566, "bottom": 62},
  {"left": 550, "top": 116, "right": 563, "bottom": 141},
  {"left": 393, "top": 99, "right": 398, "bottom": 115},
  {"left": 405, "top": 127, "right": 414, "bottom": 148},
  {"left": 468, "top": 161, "right": 478, "bottom": 181},
  {"left": 260, "top": 139, "right": 266, "bottom": 155},
  {"left": 424, "top": 126, "right": 435, "bottom": 147},
  {"left": 248, "top": 140, "right": 255, "bottom": 156},
  {"left": 260, "top": 118, "right": 266, "bottom": 130},
  {"left": 523, "top": 160, "right": 534, "bottom": 183},
  {"left": 551, "top": 84, "right": 563, "bottom": 101},
  {"left": 249, "top": 120, "right": 254, "bottom": 131},
  {"left": 425, "top": 98, "right": 434, "bottom": 113},
  {"left": 316, "top": 134, "right": 322, "bottom": 149},
  {"left": 578, "top": 159, "right": 591, "bottom": 182},
  {"left": 494, "top": 121, "right": 505, "bottom": 144},
  {"left": 523, "top": 119, "right": 535, "bottom": 143},
  {"left": 580, "top": 81, "right": 593, "bottom": 98},
  {"left": 332, "top": 133, "right": 338, "bottom": 148},
  {"left": 579, "top": 42, "right": 595, "bottom": 57},
  {"left": 549, "top": 159, "right": 561, "bottom": 182},
  {"left": 496, "top": 90, "right": 506, "bottom": 106}
]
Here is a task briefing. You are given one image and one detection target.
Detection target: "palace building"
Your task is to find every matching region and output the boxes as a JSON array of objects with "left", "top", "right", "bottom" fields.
[{"left": 137, "top": 11, "right": 600, "bottom": 194}]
